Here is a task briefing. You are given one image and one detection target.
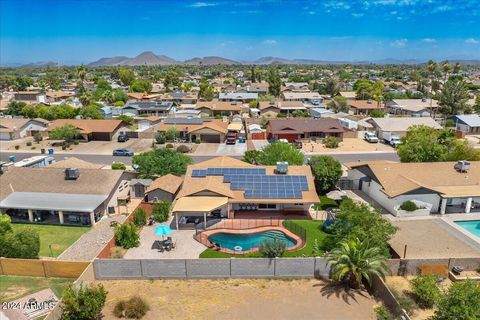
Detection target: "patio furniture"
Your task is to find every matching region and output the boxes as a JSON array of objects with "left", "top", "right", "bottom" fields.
[
  {"left": 151, "top": 240, "right": 162, "bottom": 250},
  {"left": 155, "top": 224, "right": 172, "bottom": 237}
]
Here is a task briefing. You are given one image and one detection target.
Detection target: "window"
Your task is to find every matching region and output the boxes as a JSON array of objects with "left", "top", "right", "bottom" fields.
[{"left": 258, "top": 204, "right": 276, "bottom": 209}]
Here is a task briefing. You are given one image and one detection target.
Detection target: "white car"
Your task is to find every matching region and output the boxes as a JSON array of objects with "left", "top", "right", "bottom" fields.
[{"left": 364, "top": 132, "right": 379, "bottom": 143}]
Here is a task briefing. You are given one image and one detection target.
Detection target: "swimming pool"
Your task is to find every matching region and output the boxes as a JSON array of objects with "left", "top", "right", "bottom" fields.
[
  {"left": 208, "top": 230, "right": 296, "bottom": 252},
  {"left": 455, "top": 220, "right": 480, "bottom": 238}
]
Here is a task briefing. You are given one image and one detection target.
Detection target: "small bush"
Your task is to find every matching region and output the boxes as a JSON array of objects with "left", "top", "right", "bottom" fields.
[
  {"left": 259, "top": 238, "right": 286, "bottom": 257},
  {"left": 323, "top": 136, "right": 339, "bottom": 149},
  {"left": 114, "top": 223, "right": 140, "bottom": 249},
  {"left": 443, "top": 119, "right": 455, "bottom": 128},
  {"left": 14, "top": 145, "right": 20, "bottom": 150},
  {"left": 400, "top": 200, "right": 417, "bottom": 212},
  {"left": 110, "top": 246, "right": 126, "bottom": 259},
  {"left": 165, "top": 143, "right": 174, "bottom": 149},
  {"left": 214, "top": 114, "right": 222, "bottom": 119},
  {"left": 195, "top": 138, "right": 201, "bottom": 144},
  {"left": 113, "top": 296, "right": 149, "bottom": 319},
  {"left": 155, "top": 132, "right": 166, "bottom": 144},
  {"left": 31, "top": 146, "right": 36, "bottom": 150},
  {"left": 176, "top": 145, "right": 190, "bottom": 153},
  {"left": 132, "top": 208, "right": 147, "bottom": 227},
  {"left": 33, "top": 132, "right": 43, "bottom": 143},
  {"left": 410, "top": 275, "right": 442, "bottom": 308},
  {"left": 111, "top": 162, "right": 127, "bottom": 170},
  {"left": 61, "top": 283, "right": 107, "bottom": 320},
  {"left": 73, "top": 140, "right": 79, "bottom": 145},
  {"left": 152, "top": 200, "right": 170, "bottom": 222},
  {"left": 26, "top": 141, "right": 32, "bottom": 147},
  {"left": 375, "top": 305, "right": 392, "bottom": 320}
]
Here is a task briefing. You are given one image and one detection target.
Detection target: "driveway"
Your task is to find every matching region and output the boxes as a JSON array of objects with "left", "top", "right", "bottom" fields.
[
  {"left": 303, "top": 138, "right": 394, "bottom": 154},
  {"left": 251, "top": 139, "right": 269, "bottom": 151},
  {"left": 72, "top": 139, "right": 152, "bottom": 155},
  {"left": 123, "top": 224, "right": 206, "bottom": 259},
  {"left": 216, "top": 142, "right": 247, "bottom": 155}
]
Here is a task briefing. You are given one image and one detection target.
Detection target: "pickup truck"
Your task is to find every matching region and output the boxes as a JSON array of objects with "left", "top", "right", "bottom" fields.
[
  {"left": 364, "top": 132, "right": 379, "bottom": 143},
  {"left": 381, "top": 132, "right": 401, "bottom": 147}
]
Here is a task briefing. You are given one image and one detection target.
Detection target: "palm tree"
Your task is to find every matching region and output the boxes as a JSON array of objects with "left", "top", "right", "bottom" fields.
[
  {"left": 441, "top": 60, "right": 451, "bottom": 85},
  {"left": 77, "top": 65, "right": 86, "bottom": 83},
  {"left": 426, "top": 60, "right": 438, "bottom": 115},
  {"left": 453, "top": 62, "right": 461, "bottom": 75},
  {"left": 326, "top": 238, "right": 389, "bottom": 289}
]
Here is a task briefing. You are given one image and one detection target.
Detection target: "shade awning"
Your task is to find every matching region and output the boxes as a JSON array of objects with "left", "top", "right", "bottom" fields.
[
  {"left": 227, "top": 123, "right": 243, "bottom": 131},
  {"left": 172, "top": 196, "right": 228, "bottom": 213}
]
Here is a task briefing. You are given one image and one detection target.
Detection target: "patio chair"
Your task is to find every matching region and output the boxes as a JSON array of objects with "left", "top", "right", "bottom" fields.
[{"left": 151, "top": 240, "right": 162, "bottom": 250}]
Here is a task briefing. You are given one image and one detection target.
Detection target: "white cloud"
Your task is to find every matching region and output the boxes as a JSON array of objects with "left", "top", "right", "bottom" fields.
[
  {"left": 422, "top": 38, "right": 437, "bottom": 43},
  {"left": 465, "top": 38, "right": 479, "bottom": 44},
  {"left": 189, "top": 2, "right": 217, "bottom": 8},
  {"left": 351, "top": 12, "right": 365, "bottom": 17},
  {"left": 308, "top": 11, "right": 316, "bottom": 15},
  {"left": 262, "top": 39, "right": 278, "bottom": 45},
  {"left": 390, "top": 38, "right": 408, "bottom": 48}
]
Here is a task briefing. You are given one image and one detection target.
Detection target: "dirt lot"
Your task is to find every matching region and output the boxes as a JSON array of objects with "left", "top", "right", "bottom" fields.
[
  {"left": 99, "top": 279, "right": 377, "bottom": 320},
  {"left": 302, "top": 138, "right": 394, "bottom": 153}
]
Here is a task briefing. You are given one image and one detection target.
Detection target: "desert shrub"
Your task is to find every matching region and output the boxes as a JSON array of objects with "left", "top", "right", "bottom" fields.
[
  {"left": 31, "top": 146, "right": 36, "bottom": 150},
  {"left": 110, "top": 246, "right": 126, "bottom": 259},
  {"left": 152, "top": 200, "right": 170, "bottom": 222},
  {"left": 155, "top": 132, "right": 166, "bottom": 144},
  {"left": 259, "top": 238, "right": 286, "bottom": 257},
  {"left": 165, "top": 143, "right": 174, "bottom": 149},
  {"left": 26, "top": 141, "right": 32, "bottom": 147},
  {"left": 114, "top": 223, "right": 139, "bottom": 249},
  {"left": 132, "top": 208, "right": 147, "bottom": 227},
  {"left": 400, "top": 200, "right": 417, "bottom": 211},
  {"left": 111, "top": 162, "right": 126, "bottom": 170},
  {"left": 323, "top": 136, "right": 339, "bottom": 148},
  {"left": 433, "top": 279, "right": 480, "bottom": 320},
  {"left": 195, "top": 138, "right": 201, "bottom": 144},
  {"left": 33, "top": 132, "right": 43, "bottom": 143},
  {"left": 113, "top": 296, "right": 149, "bottom": 319},
  {"left": 409, "top": 274, "right": 442, "bottom": 308},
  {"left": 374, "top": 305, "right": 392, "bottom": 320},
  {"left": 61, "top": 283, "right": 107, "bottom": 320},
  {"left": 73, "top": 140, "right": 79, "bottom": 145},
  {"left": 14, "top": 145, "right": 20, "bottom": 150},
  {"left": 176, "top": 145, "right": 190, "bottom": 153},
  {"left": 214, "top": 114, "right": 222, "bottom": 119}
]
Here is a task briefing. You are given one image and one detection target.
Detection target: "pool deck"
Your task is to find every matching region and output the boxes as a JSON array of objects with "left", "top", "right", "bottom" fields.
[
  {"left": 441, "top": 214, "right": 480, "bottom": 248},
  {"left": 197, "top": 226, "right": 304, "bottom": 254}
]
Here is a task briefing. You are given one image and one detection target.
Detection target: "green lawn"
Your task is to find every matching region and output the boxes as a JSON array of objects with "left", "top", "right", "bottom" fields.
[
  {"left": 313, "top": 196, "right": 339, "bottom": 211},
  {"left": 0, "top": 275, "right": 73, "bottom": 302},
  {"left": 11, "top": 224, "right": 90, "bottom": 257},
  {"left": 199, "top": 220, "right": 331, "bottom": 258}
]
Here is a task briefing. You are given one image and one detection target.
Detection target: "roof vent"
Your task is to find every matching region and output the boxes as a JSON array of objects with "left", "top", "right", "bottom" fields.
[
  {"left": 454, "top": 160, "right": 470, "bottom": 173},
  {"left": 421, "top": 97, "right": 427, "bottom": 102},
  {"left": 275, "top": 162, "right": 289, "bottom": 174},
  {"left": 65, "top": 168, "right": 80, "bottom": 180},
  {"left": 367, "top": 99, "right": 373, "bottom": 104}
]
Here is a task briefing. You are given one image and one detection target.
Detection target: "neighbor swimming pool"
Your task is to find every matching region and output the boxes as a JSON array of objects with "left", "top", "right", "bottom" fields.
[
  {"left": 208, "top": 230, "right": 296, "bottom": 252},
  {"left": 455, "top": 220, "right": 480, "bottom": 238}
]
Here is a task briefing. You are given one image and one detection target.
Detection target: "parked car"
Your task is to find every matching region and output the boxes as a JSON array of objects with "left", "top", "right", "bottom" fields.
[
  {"left": 117, "top": 133, "right": 129, "bottom": 142},
  {"left": 226, "top": 132, "right": 237, "bottom": 145},
  {"left": 364, "top": 131, "right": 379, "bottom": 143},
  {"left": 112, "top": 149, "right": 134, "bottom": 156},
  {"left": 380, "top": 132, "right": 401, "bottom": 147}
]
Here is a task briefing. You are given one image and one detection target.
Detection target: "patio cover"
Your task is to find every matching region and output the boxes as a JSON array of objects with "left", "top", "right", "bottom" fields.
[
  {"left": 0, "top": 192, "right": 108, "bottom": 212},
  {"left": 227, "top": 123, "right": 243, "bottom": 131},
  {"left": 172, "top": 196, "right": 228, "bottom": 212}
]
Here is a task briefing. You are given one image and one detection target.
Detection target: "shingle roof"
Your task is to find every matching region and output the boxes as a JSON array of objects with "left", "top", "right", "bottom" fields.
[
  {"left": 196, "top": 100, "right": 242, "bottom": 111},
  {"left": 49, "top": 157, "right": 104, "bottom": 169},
  {"left": 48, "top": 119, "right": 123, "bottom": 134},
  {"left": 267, "top": 118, "right": 344, "bottom": 134},
  {"left": 368, "top": 117, "right": 442, "bottom": 132},
  {"left": 146, "top": 174, "right": 183, "bottom": 195},
  {"left": 453, "top": 115, "right": 480, "bottom": 128}
]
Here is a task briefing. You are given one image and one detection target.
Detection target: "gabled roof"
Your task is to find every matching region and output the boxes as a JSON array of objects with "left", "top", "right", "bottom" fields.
[
  {"left": 48, "top": 119, "right": 123, "bottom": 134},
  {"left": 453, "top": 114, "right": 480, "bottom": 128},
  {"left": 267, "top": 118, "right": 344, "bottom": 134},
  {"left": 196, "top": 100, "right": 242, "bottom": 111},
  {"left": 348, "top": 100, "right": 384, "bottom": 110},
  {"left": 146, "top": 174, "right": 183, "bottom": 195},
  {"left": 49, "top": 157, "right": 104, "bottom": 169},
  {"left": 367, "top": 117, "right": 442, "bottom": 132}
]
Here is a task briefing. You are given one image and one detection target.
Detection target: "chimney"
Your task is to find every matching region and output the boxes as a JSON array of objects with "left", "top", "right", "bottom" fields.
[{"left": 65, "top": 168, "right": 80, "bottom": 180}]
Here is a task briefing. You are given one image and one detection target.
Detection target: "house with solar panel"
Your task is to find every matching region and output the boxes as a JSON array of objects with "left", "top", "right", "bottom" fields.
[{"left": 171, "top": 156, "right": 319, "bottom": 229}]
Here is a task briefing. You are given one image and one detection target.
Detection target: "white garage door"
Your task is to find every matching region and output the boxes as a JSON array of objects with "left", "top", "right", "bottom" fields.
[{"left": 0, "top": 132, "right": 11, "bottom": 140}]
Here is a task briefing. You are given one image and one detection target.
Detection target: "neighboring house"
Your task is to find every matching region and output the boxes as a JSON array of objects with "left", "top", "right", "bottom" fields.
[
  {"left": 0, "top": 117, "right": 48, "bottom": 140},
  {"left": 310, "top": 108, "right": 335, "bottom": 119},
  {"left": 145, "top": 174, "right": 183, "bottom": 203},
  {"left": 137, "top": 116, "right": 162, "bottom": 131},
  {"left": 174, "top": 109, "right": 202, "bottom": 118},
  {"left": 386, "top": 99, "right": 438, "bottom": 117},
  {"left": 346, "top": 160, "right": 480, "bottom": 216},
  {"left": 195, "top": 100, "right": 242, "bottom": 117},
  {"left": 46, "top": 91, "right": 74, "bottom": 102},
  {"left": 283, "top": 82, "right": 309, "bottom": 92},
  {"left": 281, "top": 92, "right": 323, "bottom": 105},
  {"left": 47, "top": 119, "right": 124, "bottom": 141},
  {"left": 161, "top": 92, "right": 198, "bottom": 104},
  {"left": 339, "top": 91, "right": 357, "bottom": 99},
  {"left": 130, "top": 179, "right": 153, "bottom": 199},
  {"left": 13, "top": 91, "right": 45, "bottom": 103},
  {"left": 450, "top": 115, "right": 480, "bottom": 134},
  {"left": 246, "top": 82, "right": 269, "bottom": 94},
  {"left": 266, "top": 118, "right": 344, "bottom": 142},
  {"left": 157, "top": 118, "right": 229, "bottom": 143},
  {"left": 0, "top": 166, "right": 130, "bottom": 225},
  {"left": 347, "top": 99, "right": 384, "bottom": 115},
  {"left": 120, "top": 100, "right": 175, "bottom": 117},
  {"left": 49, "top": 157, "right": 104, "bottom": 169},
  {"left": 258, "top": 100, "right": 306, "bottom": 118},
  {"left": 127, "top": 92, "right": 162, "bottom": 101},
  {"left": 171, "top": 156, "right": 319, "bottom": 229},
  {"left": 100, "top": 106, "right": 112, "bottom": 118},
  {"left": 247, "top": 123, "right": 266, "bottom": 140},
  {"left": 218, "top": 92, "right": 258, "bottom": 102},
  {"left": 367, "top": 117, "right": 442, "bottom": 138}
]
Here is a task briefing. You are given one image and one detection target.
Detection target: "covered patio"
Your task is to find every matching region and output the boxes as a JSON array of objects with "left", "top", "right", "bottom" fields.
[{"left": 171, "top": 196, "right": 229, "bottom": 230}]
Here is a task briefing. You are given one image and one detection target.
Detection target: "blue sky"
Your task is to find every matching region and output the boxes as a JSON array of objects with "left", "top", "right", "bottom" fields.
[{"left": 1, "top": 0, "right": 479, "bottom": 64}]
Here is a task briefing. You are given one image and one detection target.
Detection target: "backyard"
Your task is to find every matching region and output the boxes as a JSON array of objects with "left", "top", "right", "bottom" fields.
[
  {"left": 0, "top": 275, "right": 73, "bottom": 302},
  {"left": 11, "top": 224, "right": 90, "bottom": 257},
  {"left": 199, "top": 220, "right": 331, "bottom": 258}
]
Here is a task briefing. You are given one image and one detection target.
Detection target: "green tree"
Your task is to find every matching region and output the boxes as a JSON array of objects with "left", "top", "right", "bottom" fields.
[
  {"left": 49, "top": 124, "right": 81, "bottom": 142},
  {"left": 13, "top": 75, "right": 34, "bottom": 91},
  {"left": 309, "top": 155, "right": 342, "bottom": 193},
  {"left": 5, "top": 101, "right": 26, "bottom": 116},
  {"left": 475, "top": 94, "right": 480, "bottom": 113},
  {"left": 397, "top": 125, "right": 447, "bottom": 162},
  {"left": 117, "top": 115, "right": 134, "bottom": 126},
  {"left": 369, "top": 109, "right": 385, "bottom": 118},
  {"left": 267, "top": 68, "right": 282, "bottom": 97},
  {"left": 199, "top": 81, "right": 215, "bottom": 101},
  {"left": 132, "top": 208, "right": 147, "bottom": 227},
  {"left": 324, "top": 78, "right": 339, "bottom": 97},
  {"left": 433, "top": 280, "right": 480, "bottom": 320},
  {"left": 61, "top": 283, "right": 107, "bottom": 320},
  {"left": 20, "top": 104, "right": 38, "bottom": 118},
  {"left": 328, "top": 96, "right": 350, "bottom": 113},
  {"left": 436, "top": 79, "right": 470, "bottom": 115},
  {"left": 0, "top": 214, "right": 12, "bottom": 235},
  {"left": 114, "top": 223, "right": 139, "bottom": 249},
  {"left": 164, "top": 127, "right": 179, "bottom": 141},
  {"left": 119, "top": 68, "right": 135, "bottom": 86},
  {"left": 445, "top": 139, "right": 480, "bottom": 161},
  {"left": 353, "top": 79, "right": 373, "bottom": 99},
  {"left": 254, "top": 142, "right": 305, "bottom": 165},
  {"left": 130, "top": 79, "right": 152, "bottom": 93},
  {"left": 410, "top": 275, "right": 442, "bottom": 308},
  {"left": 33, "top": 132, "right": 43, "bottom": 144},
  {"left": 242, "top": 150, "right": 262, "bottom": 164},
  {"left": 79, "top": 104, "right": 104, "bottom": 119},
  {"left": 132, "top": 148, "right": 193, "bottom": 179},
  {"left": 0, "top": 228, "right": 40, "bottom": 259},
  {"left": 113, "top": 88, "right": 128, "bottom": 103},
  {"left": 152, "top": 200, "right": 171, "bottom": 222},
  {"left": 164, "top": 70, "right": 181, "bottom": 91},
  {"left": 326, "top": 238, "right": 389, "bottom": 289}
]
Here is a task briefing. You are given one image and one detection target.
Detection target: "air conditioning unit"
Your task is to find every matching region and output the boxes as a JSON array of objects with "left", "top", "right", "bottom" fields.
[
  {"left": 275, "top": 162, "right": 289, "bottom": 174},
  {"left": 454, "top": 160, "right": 470, "bottom": 173},
  {"left": 64, "top": 168, "right": 80, "bottom": 180}
]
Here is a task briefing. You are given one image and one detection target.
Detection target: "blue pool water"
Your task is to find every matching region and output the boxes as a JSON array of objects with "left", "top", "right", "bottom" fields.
[
  {"left": 208, "top": 230, "right": 296, "bottom": 251},
  {"left": 455, "top": 220, "right": 480, "bottom": 238}
]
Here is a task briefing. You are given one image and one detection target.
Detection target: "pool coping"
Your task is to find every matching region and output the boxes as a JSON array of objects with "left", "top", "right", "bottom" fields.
[
  {"left": 440, "top": 215, "right": 480, "bottom": 251},
  {"left": 198, "top": 226, "right": 304, "bottom": 255}
]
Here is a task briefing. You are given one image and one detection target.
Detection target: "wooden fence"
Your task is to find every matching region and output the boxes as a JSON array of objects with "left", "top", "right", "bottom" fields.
[{"left": 0, "top": 257, "right": 90, "bottom": 278}]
